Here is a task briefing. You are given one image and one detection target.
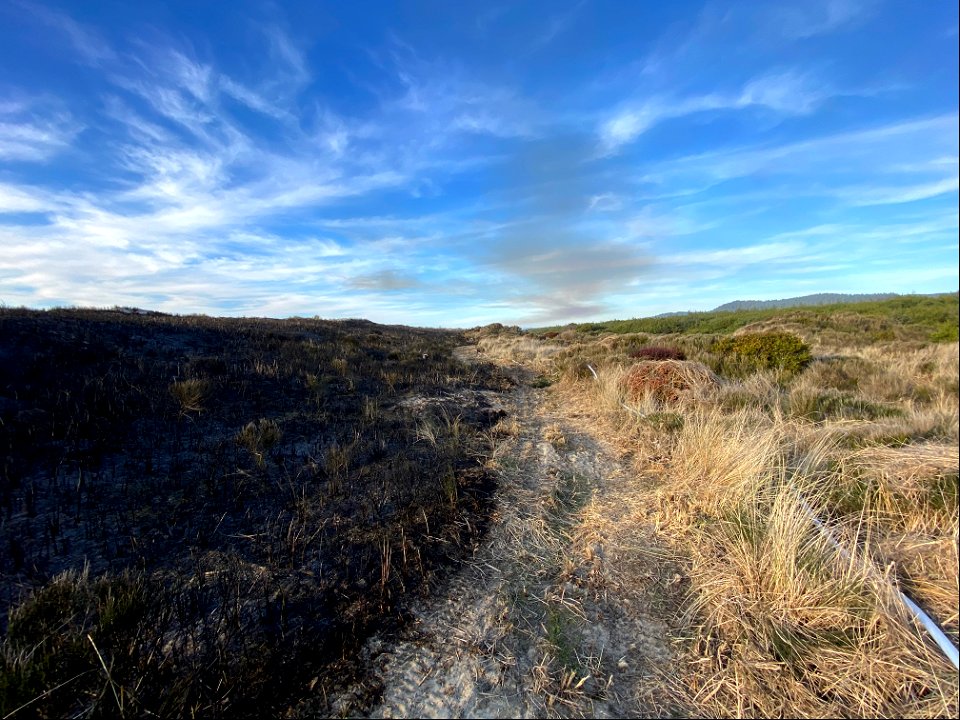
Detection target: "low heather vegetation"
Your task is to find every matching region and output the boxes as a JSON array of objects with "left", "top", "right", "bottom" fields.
[{"left": 712, "top": 331, "right": 812, "bottom": 378}]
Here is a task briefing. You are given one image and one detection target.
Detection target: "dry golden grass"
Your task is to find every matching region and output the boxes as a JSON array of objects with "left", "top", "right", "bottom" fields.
[
  {"left": 671, "top": 414, "right": 957, "bottom": 717},
  {"left": 493, "top": 328, "right": 959, "bottom": 717},
  {"left": 169, "top": 377, "right": 208, "bottom": 414},
  {"left": 475, "top": 333, "right": 562, "bottom": 373},
  {"left": 670, "top": 408, "right": 784, "bottom": 515}
]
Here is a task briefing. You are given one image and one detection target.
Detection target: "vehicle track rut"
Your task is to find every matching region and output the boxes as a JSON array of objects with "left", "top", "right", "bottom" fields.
[{"left": 340, "top": 347, "right": 685, "bottom": 718}]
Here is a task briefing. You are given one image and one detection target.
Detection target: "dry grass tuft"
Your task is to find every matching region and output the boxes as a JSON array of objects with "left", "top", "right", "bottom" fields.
[
  {"left": 170, "top": 377, "right": 208, "bottom": 414},
  {"left": 671, "top": 407, "right": 783, "bottom": 514},
  {"left": 663, "top": 408, "right": 959, "bottom": 717}
]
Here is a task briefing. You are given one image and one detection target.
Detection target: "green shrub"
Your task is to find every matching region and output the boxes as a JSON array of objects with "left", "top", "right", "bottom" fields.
[
  {"left": 713, "top": 332, "right": 812, "bottom": 378},
  {"left": 930, "top": 322, "right": 959, "bottom": 342}
]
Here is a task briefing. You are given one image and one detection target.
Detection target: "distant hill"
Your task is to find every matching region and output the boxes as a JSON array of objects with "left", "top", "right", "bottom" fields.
[{"left": 711, "top": 293, "right": 899, "bottom": 312}]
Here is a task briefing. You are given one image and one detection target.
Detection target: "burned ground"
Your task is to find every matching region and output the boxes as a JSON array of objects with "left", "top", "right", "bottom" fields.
[{"left": 0, "top": 308, "right": 510, "bottom": 717}]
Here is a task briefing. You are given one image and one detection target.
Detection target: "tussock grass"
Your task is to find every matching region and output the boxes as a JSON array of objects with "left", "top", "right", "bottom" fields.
[
  {"left": 473, "top": 333, "right": 562, "bottom": 374},
  {"left": 670, "top": 408, "right": 783, "bottom": 515},
  {"left": 169, "top": 377, "right": 208, "bottom": 415},
  {"left": 498, "top": 301, "right": 959, "bottom": 717},
  {"left": 670, "top": 411, "right": 957, "bottom": 717}
]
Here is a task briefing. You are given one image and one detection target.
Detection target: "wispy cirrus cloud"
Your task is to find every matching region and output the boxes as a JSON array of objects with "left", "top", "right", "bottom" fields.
[
  {"left": 638, "top": 114, "right": 959, "bottom": 190},
  {"left": 219, "top": 77, "right": 295, "bottom": 122},
  {"left": 662, "top": 240, "right": 811, "bottom": 269},
  {"left": 598, "top": 69, "right": 829, "bottom": 154},
  {"left": 0, "top": 100, "right": 79, "bottom": 162},
  {"left": 644, "top": 212, "right": 957, "bottom": 301},
  {"left": 386, "top": 47, "right": 540, "bottom": 141},
  {"left": 0, "top": 1, "right": 955, "bottom": 325},
  {"left": 263, "top": 25, "right": 311, "bottom": 88},
  {"left": 0, "top": 182, "right": 52, "bottom": 212},
  {"left": 836, "top": 177, "right": 960, "bottom": 206},
  {"left": 0, "top": 18, "right": 538, "bottom": 319},
  {"left": 527, "top": 0, "right": 586, "bottom": 53}
]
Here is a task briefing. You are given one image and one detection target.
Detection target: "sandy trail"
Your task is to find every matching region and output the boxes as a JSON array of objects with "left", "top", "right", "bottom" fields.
[{"left": 344, "top": 347, "right": 685, "bottom": 718}]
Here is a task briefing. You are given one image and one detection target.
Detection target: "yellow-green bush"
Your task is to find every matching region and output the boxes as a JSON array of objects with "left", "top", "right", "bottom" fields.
[{"left": 713, "top": 332, "right": 812, "bottom": 378}]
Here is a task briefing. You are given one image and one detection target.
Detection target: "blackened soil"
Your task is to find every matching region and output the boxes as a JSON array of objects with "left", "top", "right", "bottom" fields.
[{"left": 0, "top": 307, "right": 512, "bottom": 718}]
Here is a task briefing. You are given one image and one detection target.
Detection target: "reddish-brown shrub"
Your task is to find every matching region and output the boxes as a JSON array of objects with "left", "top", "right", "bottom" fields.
[
  {"left": 629, "top": 345, "right": 686, "bottom": 361},
  {"left": 621, "top": 360, "right": 719, "bottom": 405}
]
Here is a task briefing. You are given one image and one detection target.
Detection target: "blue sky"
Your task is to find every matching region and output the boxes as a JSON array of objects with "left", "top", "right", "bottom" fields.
[{"left": 1, "top": 0, "right": 957, "bottom": 326}]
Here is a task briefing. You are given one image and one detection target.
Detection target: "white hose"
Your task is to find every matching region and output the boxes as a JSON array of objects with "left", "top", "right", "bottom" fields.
[
  {"left": 796, "top": 495, "right": 959, "bottom": 670},
  {"left": 901, "top": 593, "right": 960, "bottom": 669},
  {"left": 584, "top": 362, "right": 959, "bottom": 670}
]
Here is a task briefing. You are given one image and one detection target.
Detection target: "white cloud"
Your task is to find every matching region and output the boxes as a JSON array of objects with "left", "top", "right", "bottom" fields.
[
  {"left": 162, "top": 49, "right": 216, "bottom": 103},
  {"left": 599, "top": 105, "right": 663, "bottom": 152},
  {"left": 587, "top": 193, "right": 624, "bottom": 212},
  {"left": 386, "top": 43, "right": 540, "bottom": 140},
  {"left": 641, "top": 115, "right": 959, "bottom": 188},
  {"left": 626, "top": 206, "right": 718, "bottom": 238},
  {"left": 0, "top": 115, "right": 78, "bottom": 162},
  {"left": 0, "top": 183, "right": 52, "bottom": 213},
  {"left": 1, "top": 4, "right": 954, "bottom": 326},
  {"left": 219, "top": 77, "right": 293, "bottom": 122},
  {"left": 598, "top": 70, "right": 827, "bottom": 153},
  {"left": 264, "top": 26, "right": 310, "bottom": 87},
  {"left": 839, "top": 177, "right": 960, "bottom": 206},
  {"left": 662, "top": 240, "right": 810, "bottom": 269},
  {"left": 452, "top": 111, "right": 535, "bottom": 138},
  {"left": 737, "top": 70, "right": 825, "bottom": 114}
]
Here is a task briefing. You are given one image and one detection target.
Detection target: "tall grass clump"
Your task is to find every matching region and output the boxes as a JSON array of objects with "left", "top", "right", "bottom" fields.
[
  {"left": 669, "top": 407, "right": 782, "bottom": 514},
  {"left": 170, "top": 377, "right": 208, "bottom": 415},
  {"left": 621, "top": 360, "right": 720, "bottom": 409},
  {"left": 668, "top": 411, "right": 958, "bottom": 717},
  {"left": 535, "top": 307, "right": 959, "bottom": 716},
  {"left": 1, "top": 568, "right": 151, "bottom": 719}
]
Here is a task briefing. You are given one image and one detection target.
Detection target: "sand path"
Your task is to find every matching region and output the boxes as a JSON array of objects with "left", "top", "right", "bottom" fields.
[{"left": 342, "top": 347, "right": 685, "bottom": 718}]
